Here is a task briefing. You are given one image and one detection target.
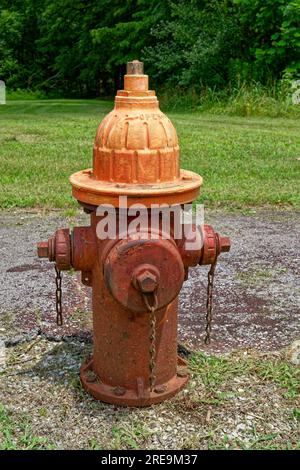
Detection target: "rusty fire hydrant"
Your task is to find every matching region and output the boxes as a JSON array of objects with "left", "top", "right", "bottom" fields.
[{"left": 37, "top": 61, "right": 230, "bottom": 406}]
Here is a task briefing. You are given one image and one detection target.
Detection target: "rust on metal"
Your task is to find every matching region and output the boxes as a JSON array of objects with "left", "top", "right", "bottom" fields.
[
  {"left": 37, "top": 241, "right": 49, "bottom": 258},
  {"left": 37, "top": 60, "right": 231, "bottom": 407},
  {"left": 177, "top": 368, "right": 188, "bottom": 378},
  {"left": 154, "top": 384, "right": 167, "bottom": 394},
  {"left": 113, "top": 386, "right": 126, "bottom": 397},
  {"left": 135, "top": 269, "right": 158, "bottom": 294}
]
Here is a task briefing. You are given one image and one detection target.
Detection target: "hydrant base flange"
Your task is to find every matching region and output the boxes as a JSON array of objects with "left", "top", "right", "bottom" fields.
[{"left": 80, "top": 356, "right": 188, "bottom": 407}]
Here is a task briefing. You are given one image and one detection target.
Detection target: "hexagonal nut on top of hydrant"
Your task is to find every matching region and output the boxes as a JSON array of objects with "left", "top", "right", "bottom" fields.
[{"left": 37, "top": 60, "right": 231, "bottom": 407}]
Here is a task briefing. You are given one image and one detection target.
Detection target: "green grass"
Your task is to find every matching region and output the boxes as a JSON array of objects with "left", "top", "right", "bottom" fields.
[
  {"left": 189, "top": 352, "right": 299, "bottom": 399},
  {"left": 6, "top": 88, "right": 48, "bottom": 101},
  {"left": 186, "top": 352, "right": 300, "bottom": 450},
  {"left": 0, "top": 99, "right": 299, "bottom": 209},
  {"left": 111, "top": 423, "right": 152, "bottom": 450},
  {"left": 0, "top": 403, "right": 54, "bottom": 450},
  {"left": 1, "top": 339, "right": 299, "bottom": 450}
]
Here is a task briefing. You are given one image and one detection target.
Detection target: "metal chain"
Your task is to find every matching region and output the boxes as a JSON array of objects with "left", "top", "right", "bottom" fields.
[
  {"left": 142, "top": 292, "right": 158, "bottom": 392},
  {"left": 204, "top": 259, "right": 217, "bottom": 345},
  {"left": 149, "top": 305, "right": 156, "bottom": 392},
  {"left": 55, "top": 265, "right": 63, "bottom": 326}
]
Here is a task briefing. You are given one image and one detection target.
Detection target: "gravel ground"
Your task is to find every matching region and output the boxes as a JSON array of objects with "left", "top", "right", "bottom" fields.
[
  {"left": 1, "top": 339, "right": 299, "bottom": 450},
  {"left": 0, "top": 208, "right": 299, "bottom": 450},
  {"left": 0, "top": 208, "right": 299, "bottom": 352}
]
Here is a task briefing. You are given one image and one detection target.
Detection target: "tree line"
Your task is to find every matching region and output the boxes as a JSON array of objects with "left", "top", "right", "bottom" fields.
[{"left": 0, "top": 0, "right": 299, "bottom": 97}]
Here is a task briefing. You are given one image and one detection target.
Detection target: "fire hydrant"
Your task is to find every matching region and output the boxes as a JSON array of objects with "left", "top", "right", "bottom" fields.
[{"left": 37, "top": 61, "right": 230, "bottom": 406}]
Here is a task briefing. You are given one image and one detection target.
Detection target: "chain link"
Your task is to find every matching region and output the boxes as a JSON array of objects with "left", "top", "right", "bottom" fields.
[
  {"left": 204, "top": 259, "right": 217, "bottom": 345},
  {"left": 149, "top": 305, "right": 156, "bottom": 392},
  {"left": 142, "top": 292, "right": 158, "bottom": 392},
  {"left": 55, "top": 265, "right": 63, "bottom": 326}
]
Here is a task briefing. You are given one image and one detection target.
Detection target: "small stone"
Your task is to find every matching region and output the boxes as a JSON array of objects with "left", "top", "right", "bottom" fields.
[
  {"left": 0, "top": 340, "right": 6, "bottom": 371},
  {"left": 285, "top": 340, "right": 300, "bottom": 366}
]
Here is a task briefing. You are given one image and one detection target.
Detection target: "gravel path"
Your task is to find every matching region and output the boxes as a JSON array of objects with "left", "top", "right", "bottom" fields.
[{"left": 0, "top": 209, "right": 299, "bottom": 353}]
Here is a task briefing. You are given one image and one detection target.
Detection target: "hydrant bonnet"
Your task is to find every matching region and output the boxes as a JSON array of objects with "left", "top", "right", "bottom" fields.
[{"left": 69, "top": 60, "right": 202, "bottom": 207}]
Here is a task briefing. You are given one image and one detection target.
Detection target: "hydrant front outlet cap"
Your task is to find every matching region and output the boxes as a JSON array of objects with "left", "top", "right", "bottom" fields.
[
  {"left": 37, "top": 60, "right": 231, "bottom": 407},
  {"left": 103, "top": 236, "right": 185, "bottom": 313}
]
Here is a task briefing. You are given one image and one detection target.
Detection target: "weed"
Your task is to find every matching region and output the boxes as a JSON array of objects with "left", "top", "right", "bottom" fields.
[
  {"left": 111, "top": 423, "right": 151, "bottom": 450},
  {"left": 0, "top": 403, "right": 54, "bottom": 450},
  {"left": 189, "top": 352, "right": 299, "bottom": 399}
]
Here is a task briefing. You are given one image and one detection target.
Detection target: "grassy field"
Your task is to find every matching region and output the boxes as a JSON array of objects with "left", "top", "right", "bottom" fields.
[{"left": 0, "top": 99, "right": 299, "bottom": 209}]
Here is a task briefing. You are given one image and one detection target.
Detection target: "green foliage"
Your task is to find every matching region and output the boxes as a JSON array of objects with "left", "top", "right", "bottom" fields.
[
  {"left": 0, "top": 0, "right": 168, "bottom": 96},
  {"left": 111, "top": 423, "right": 151, "bottom": 450},
  {"left": 0, "top": 7, "right": 23, "bottom": 86},
  {"left": 0, "top": 0, "right": 299, "bottom": 96},
  {"left": 6, "top": 88, "right": 47, "bottom": 100},
  {"left": 233, "top": 0, "right": 300, "bottom": 82},
  {"left": 145, "top": 0, "right": 300, "bottom": 89},
  {"left": 90, "top": 0, "right": 168, "bottom": 88},
  {"left": 0, "top": 1, "right": 45, "bottom": 89},
  {"left": 160, "top": 80, "right": 300, "bottom": 117},
  {"left": 190, "top": 352, "right": 300, "bottom": 399},
  {"left": 144, "top": 0, "right": 241, "bottom": 89}
]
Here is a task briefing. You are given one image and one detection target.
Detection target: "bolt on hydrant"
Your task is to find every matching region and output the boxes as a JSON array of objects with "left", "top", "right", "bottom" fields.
[{"left": 37, "top": 61, "right": 230, "bottom": 406}]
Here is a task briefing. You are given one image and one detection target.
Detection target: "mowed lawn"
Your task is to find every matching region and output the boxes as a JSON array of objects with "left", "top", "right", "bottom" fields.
[{"left": 0, "top": 99, "right": 299, "bottom": 209}]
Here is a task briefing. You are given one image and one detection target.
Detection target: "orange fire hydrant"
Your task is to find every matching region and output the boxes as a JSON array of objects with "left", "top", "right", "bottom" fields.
[{"left": 37, "top": 61, "right": 230, "bottom": 406}]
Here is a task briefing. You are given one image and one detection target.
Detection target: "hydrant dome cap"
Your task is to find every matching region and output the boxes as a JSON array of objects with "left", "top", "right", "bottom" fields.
[{"left": 70, "top": 61, "right": 202, "bottom": 206}]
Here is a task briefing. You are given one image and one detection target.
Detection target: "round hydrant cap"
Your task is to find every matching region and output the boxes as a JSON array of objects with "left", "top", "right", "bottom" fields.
[{"left": 92, "top": 60, "right": 179, "bottom": 184}]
